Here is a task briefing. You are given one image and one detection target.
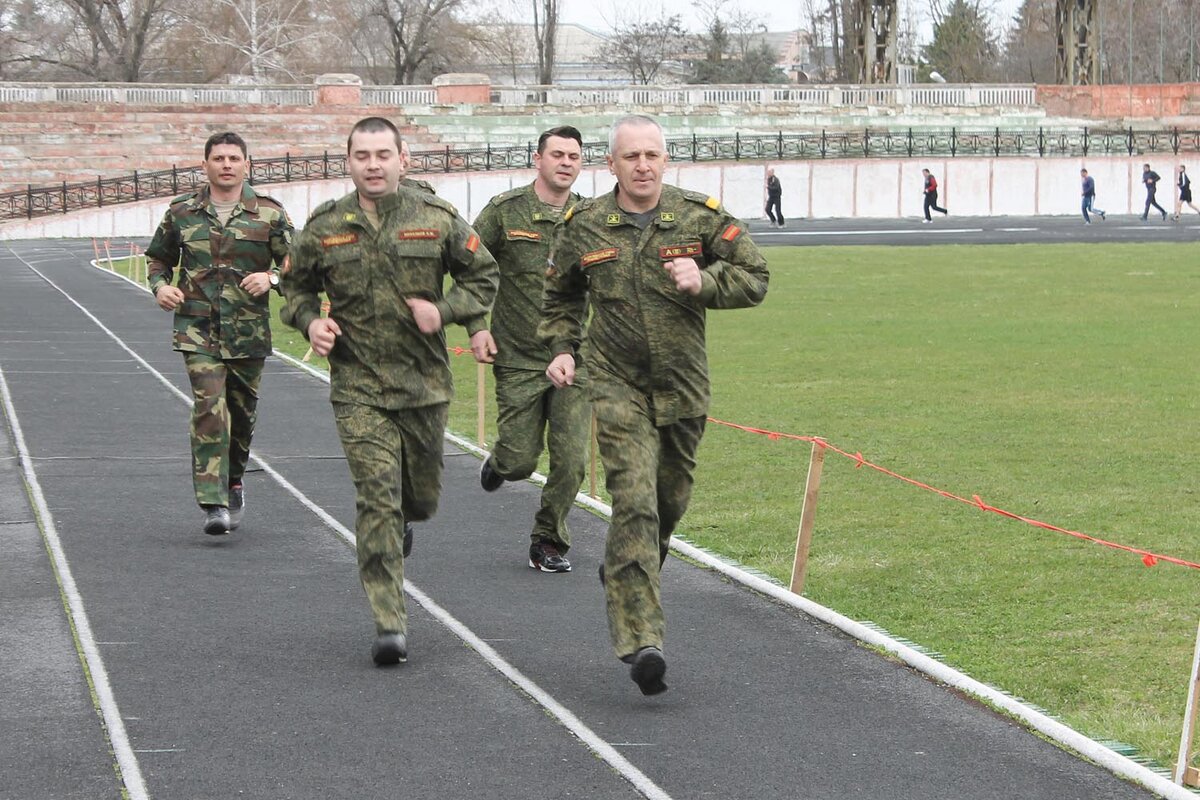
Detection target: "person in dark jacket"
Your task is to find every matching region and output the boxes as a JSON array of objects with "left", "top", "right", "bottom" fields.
[
  {"left": 921, "top": 169, "right": 947, "bottom": 222},
  {"left": 1080, "top": 168, "right": 1105, "bottom": 224},
  {"left": 1142, "top": 164, "right": 1167, "bottom": 221},
  {"left": 765, "top": 168, "right": 783, "bottom": 228},
  {"left": 1174, "top": 165, "right": 1199, "bottom": 220}
]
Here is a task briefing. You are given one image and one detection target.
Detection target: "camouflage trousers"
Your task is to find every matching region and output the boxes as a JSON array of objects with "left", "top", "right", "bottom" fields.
[
  {"left": 593, "top": 378, "right": 706, "bottom": 659},
  {"left": 491, "top": 365, "right": 590, "bottom": 550},
  {"left": 333, "top": 401, "right": 448, "bottom": 635},
  {"left": 183, "top": 352, "right": 264, "bottom": 508}
]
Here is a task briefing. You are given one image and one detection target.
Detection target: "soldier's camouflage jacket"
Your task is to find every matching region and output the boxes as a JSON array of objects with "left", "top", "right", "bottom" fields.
[
  {"left": 281, "top": 187, "right": 499, "bottom": 409},
  {"left": 539, "top": 184, "right": 769, "bottom": 426},
  {"left": 146, "top": 182, "right": 293, "bottom": 359},
  {"left": 471, "top": 182, "right": 581, "bottom": 371}
]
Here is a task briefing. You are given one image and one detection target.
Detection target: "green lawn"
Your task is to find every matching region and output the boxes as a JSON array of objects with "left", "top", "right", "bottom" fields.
[{"left": 112, "top": 244, "right": 1200, "bottom": 769}]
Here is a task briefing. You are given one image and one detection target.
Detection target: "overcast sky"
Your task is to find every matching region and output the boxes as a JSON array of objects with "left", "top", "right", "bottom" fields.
[{"left": 557, "top": 0, "right": 1024, "bottom": 47}]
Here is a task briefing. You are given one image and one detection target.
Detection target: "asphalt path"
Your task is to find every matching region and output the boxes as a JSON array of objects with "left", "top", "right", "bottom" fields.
[
  {"left": 0, "top": 236, "right": 1177, "bottom": 800},
  {"left": 748, "top": 213, "right": 1200, "bottom": 246}
]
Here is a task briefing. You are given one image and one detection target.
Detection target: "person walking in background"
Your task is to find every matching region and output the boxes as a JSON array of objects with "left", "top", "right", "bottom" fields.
[
  {"left": 471, "top": 126, "right": 589, "bottom": 574},
  {"left": 1080, "top": 168, "right": 1105, "bottom": 225},
  {"left": 540, "top": 115, "right": 769, "bottom": 695},
  {"left": 765, "top": 167, "right": 784, "bottom": 228},
  {"left": 281, "top": 117, "right": 498, "bottom": 666},
  {"left": 1142, "top": 163, "right": 1167, "bottom": 221},
  {"left": 145, "top": 131, "right": 293, "bottom": 537},
  {"left": 921, "top": 168, "right": 948, "bottom": 222},
  {"left": 1175, "top": 165, "right": 1199, "bottom": 220}
]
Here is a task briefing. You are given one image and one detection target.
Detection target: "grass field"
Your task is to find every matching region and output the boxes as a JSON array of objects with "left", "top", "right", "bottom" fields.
[{"left": 110, "top": 242, "right": 1200, "bottom": 770}]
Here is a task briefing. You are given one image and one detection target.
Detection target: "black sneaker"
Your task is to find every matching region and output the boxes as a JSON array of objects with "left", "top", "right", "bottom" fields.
[
  {"left": 228, "top": 483, "right": 244, "bottom": 530},
  {"left": 598, "top": 564, "right": 606, "bottom": 586},
  {"left": 479, "top": 456, "right": 504, "bottom": 492},
  {"left": 202, "top": 505, "right": 230, "bottom": 536},
  {"left": 371, "top": 632, "right": 408, "bottom": 666},
  {"left": 403, "top": 522, "right": 414, "bottom": 558},
  {"left": 529, "top": 540, "right": 571, "bottom": 573},
  {"left": 629, "top": 646, "right": 668, "bottom": 695}
]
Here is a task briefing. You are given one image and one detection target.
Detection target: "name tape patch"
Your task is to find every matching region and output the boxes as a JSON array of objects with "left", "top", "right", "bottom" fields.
[
  {"left": 321, "top": 233, "right": 358, "bottom": 248},
  {"left": 659, "top": 242, "right": 702, "bottom": 260},
  {"left": 581, "top": 247, "right": 619, "bottom": 267},
  {"left": 397, "top": 229, "right": 439, "bottom": 241},
  {"left": 506, "top": 229, "right": 543, "bottom": 242}
]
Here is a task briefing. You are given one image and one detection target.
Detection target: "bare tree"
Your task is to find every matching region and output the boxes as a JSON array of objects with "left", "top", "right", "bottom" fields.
[
  {"left": 532, "top": 0, "right": 557, "bottom": 84},
  {"left": 998, "top": 0, "right": 1054, "bottom": 82},
  {"left": 49, "top": 0, "right": 178, "bottom": 81},
  {"left": 354, "top": 0, "right": 469, "bottom": 84},
  {"left": 598, "top": 10, "right": 686, "bottom": 84},
  {"left": 182, "top": 0, "right": 326, "bottom": 81}
]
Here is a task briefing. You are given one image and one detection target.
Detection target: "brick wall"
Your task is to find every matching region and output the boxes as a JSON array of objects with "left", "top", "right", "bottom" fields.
[
  {"left": 0, "top": 103, "right": 435, "bottom": 194},
  {"left": 1036, "top": 83, "right": 1200, "bottom": 121}
]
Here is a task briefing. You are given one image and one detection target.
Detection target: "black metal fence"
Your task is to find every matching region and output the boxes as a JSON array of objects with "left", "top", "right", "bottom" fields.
[{"left": 4, "top": 126, "right": 1200, "bottom": 222}]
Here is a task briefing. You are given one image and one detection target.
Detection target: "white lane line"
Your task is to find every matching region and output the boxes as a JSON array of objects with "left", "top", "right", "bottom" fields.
[
  {"left": 0, "top": 365, "right": 150, "bottom": 800},
  {"left": 771, "top": 227, "right": 983, "bottom": 237},
  {"left": 16, "top": 248, "right": 676, "bottom": 800},
  {"left": 996, "top": 227, "right": 1038, "bottom": 232}
]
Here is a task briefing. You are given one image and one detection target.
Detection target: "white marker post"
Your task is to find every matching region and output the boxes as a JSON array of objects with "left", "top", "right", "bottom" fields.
[
  {"left": 1175, "top": 620, "right": 1200, "bottom": 785},
  {"left": 789, "top": 440, "right": 826, "bottom": 595}
]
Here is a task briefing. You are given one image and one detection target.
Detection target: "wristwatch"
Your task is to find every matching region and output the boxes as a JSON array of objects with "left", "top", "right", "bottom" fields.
[{"left": 268, "top": 272, "right": 280, "bottom": 288}]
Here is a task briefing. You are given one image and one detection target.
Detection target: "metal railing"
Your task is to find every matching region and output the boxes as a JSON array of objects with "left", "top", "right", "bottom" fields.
[
  {"left": 0, "top": 80, "right": 1036, "bottom": 109},
  {"left": 3, "top": 126, "right": 1196, "bottom": 222}
]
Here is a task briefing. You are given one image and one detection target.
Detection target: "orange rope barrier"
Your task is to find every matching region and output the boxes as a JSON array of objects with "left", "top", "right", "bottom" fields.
[{"left": 706, "top": 417, "right": 1200, "bottom": 571}]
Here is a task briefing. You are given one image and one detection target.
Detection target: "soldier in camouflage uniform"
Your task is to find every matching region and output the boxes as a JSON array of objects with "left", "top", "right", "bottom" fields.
[
  {"left": 540, "top": 115, "right": 769, "bottom": 695},
  {"left": 146, "top": 131, "right": 293, "bottom": 537},
  {"left": 470, "top": 126, "right": 589, "bottom": 573},
  {"left": 399, "top": 140, "right": 436, "bottom": 195},
  {"left": 281, "top": 117, "right": 497, "bottom": 667}
]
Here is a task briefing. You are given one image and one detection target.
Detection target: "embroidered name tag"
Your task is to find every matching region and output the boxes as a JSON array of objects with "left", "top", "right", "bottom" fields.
[
  {"left": 398, "top": 229, "right": 439, "bottom": 240},
  {"left": 506, "top": 229, "right": 542, "bottom": 242},
  {"left": 720, "top": 224, "right": 741, "bottom": 242},
  {"left": 659, "top": 242, "right": 702, "bottom": 260},
  {"left": 581, "top": 247, "right": 619, "bottom": 267},
  {"left": 321, "top": 233, "right": 358, "bottom": 248}
]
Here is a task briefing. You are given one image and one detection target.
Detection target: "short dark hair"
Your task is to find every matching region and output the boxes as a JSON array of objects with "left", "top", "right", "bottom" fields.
[
  {"left": 347, "top": 117, "right": 403, "bottom": 153},
  {"left": 1081, "top": 168, "right": 1088, "bottom": 174},
  {"left": 205, "top": 131, "right": 247, "bottom": 160},
  {"left": 537, "top": 126, "right": 583, "bottom": 154}
]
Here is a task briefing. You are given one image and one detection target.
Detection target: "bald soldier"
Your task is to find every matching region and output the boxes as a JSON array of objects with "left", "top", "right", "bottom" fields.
[
  {"left": 540, "top": 115, "right": 769, "bottom": 694},
  {"left": 471, "top": 126, "right": 588, "bottom": 574},
  {"left": 282, "top": 117, "right": 497, "bottom": 666},
  {"left": 146, "top": 131, "right": 293, "bottom": 536}
]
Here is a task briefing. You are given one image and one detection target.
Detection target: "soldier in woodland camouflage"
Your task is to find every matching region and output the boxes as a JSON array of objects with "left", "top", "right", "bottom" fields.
[
  {"left": 281, "top": 117, "right": 497, "bottom": 667},
  {"left": 145, "top": 131, "right": 292, "bottom": 537},
  {"left": 540, "top": 115, "right": 769, "bottom": 695},
  {"left": 470, "top": 126, "right": 589, "bottom": 573}
]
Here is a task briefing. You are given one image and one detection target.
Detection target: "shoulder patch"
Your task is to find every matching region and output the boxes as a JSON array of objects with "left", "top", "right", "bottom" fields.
[
  {"left": 308, "top": 199, "right": 337, "bottom": 222},
  {"left": 720, "top": 224, "right": 741, "bottom": 242},
  {"left": 680, "top": 190, "right": 721, "bottom": 212},
  {"left": 419, "top": 192, "right": 458, "bottom": 216},
  {"left": 705, "top": 196, "right": 721, "bottom": 210},
  {"left": 491, "top": 186, "right": 526, "bottom": 206}
]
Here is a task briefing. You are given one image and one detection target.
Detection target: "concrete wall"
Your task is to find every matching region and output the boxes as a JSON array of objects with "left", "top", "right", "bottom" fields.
[{"left": 2, "top": 154, "right": 1178, "bottom": 240}]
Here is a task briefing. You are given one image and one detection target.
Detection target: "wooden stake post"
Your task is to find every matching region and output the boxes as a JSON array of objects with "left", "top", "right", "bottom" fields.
[
  {"left": 476, "top": 362, "right": 486, "bottom": 447},
  {"left": 789, "top": 440, "right": 826, "bottom": 595},
  {"left": 588, "top": 412, "right": 598, "bottom": 498},
  {"left": 1175, "top": 620, "right": 1200, "bottom": 786}
]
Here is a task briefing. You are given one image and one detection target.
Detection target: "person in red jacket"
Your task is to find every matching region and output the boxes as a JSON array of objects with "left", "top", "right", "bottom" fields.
[{"left": 922, "top": 168, "right": 948, "bottom": 222}]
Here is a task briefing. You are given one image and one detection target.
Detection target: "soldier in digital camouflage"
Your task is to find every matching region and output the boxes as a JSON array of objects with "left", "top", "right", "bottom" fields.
[
  {"left": 145, "top": 131, "right": 293, "bottom": 537},
  {"left": 399, "top": 140, "right": 436, "bottom": 195},
  {"left": 470, "top": 126, "right": 589, "bottom": 574},
  {"left": 281, "top": 117, "right": 498, "bottom": 667},
  {"left": 539, "top": 115, "right": 769, "bottom": 695}
]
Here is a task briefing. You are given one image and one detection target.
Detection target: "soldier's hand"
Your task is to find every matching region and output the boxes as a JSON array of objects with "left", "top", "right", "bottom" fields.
[
  {"left": 665, "top": 257, "right": 703, "bottom": 296},
  {"left": 308, "top": 317, "right": 341, "bottom": 357},
  {"left": 154, "top": 285, "right": 185, "bottom": 311},
  {"left": 239, "top": 272, "right": 272, "bottom": 297},
  {"left": 405, "top": 297, "right": 442, "bottom": 334},
  {"left": 470, "top": 330, "right": 498, "bottom": 364},
  {"left": 546, "top": 353, "right": 576, "bottom": 388}
]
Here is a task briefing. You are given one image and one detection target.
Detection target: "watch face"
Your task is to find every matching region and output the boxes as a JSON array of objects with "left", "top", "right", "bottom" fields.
[{"left": 269, "top": 273, "right": 279, "bottom": 285}]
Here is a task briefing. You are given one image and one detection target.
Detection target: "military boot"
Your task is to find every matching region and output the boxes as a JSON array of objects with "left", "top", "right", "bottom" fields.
[
  {"left": 403, "top": 522, "right": 414, "bottom": 558},
  {"left": 628, "top": 646, "right": 668, "bottom": 695},
  {"left": 372, "top": 632, "right": 408, "bottom": 666},
  {"left": 202, "top": 505, "right": 231, "bottom": 536},
  {"left": 228, "top": 484, "right": 244, "bottom": 530}
]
